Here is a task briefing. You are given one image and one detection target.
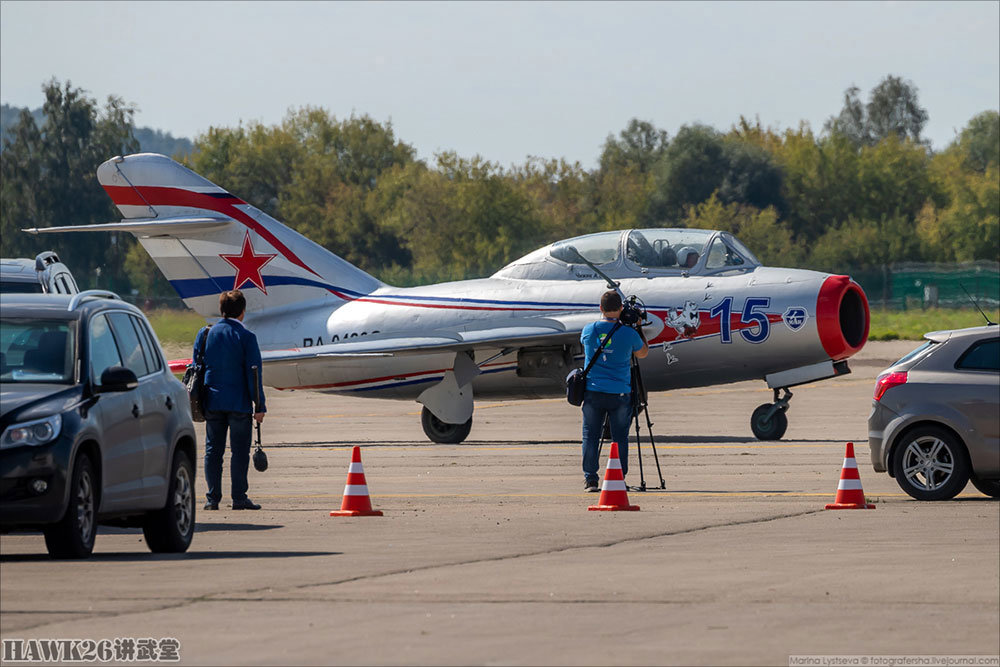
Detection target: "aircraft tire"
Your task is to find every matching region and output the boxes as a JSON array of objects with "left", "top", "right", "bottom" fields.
[
  {"left": 750, "top": 403, "right": 788, "bottom": 441},
  {"left": 421, "top": 407, "right": 473, "bottom": 444}
]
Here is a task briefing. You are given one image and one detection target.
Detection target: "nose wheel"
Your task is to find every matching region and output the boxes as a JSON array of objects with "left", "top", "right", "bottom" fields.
[{"left": 751, "top": 388, "right": 791, "bottom": 440}]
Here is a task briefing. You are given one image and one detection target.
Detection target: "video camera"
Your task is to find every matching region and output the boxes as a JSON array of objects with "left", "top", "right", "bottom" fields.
[{"left": 618, "top": 295, "right": 647, "bottom": 328}]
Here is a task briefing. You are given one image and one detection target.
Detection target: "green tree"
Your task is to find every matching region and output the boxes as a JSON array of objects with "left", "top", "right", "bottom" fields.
[
  {"left": 0, "top": 79, "right": 139, "bottom": 290},
  {"left": 381, "top": 153, "right": 542, "bottom": 280},
  {"left": 599, "top": 118, "right": 669, "bottom": 175},
  {"left": 682, "top": 195, "right": 803, "bottom": 267},
  {"left": 825, "top": 75, "right": 929, "bottom": 147},
  {"left": 647, "top": 124, "right": 726, "bottom": 223},
  {"left": 954, "top": 110, "right": 1000, "bottom": 173},
  {"left": 186, "top": 108, "right": 417, "bottom": 273},
  {"left": 510, "top": 157, "right": 595, "bottom": 241}
]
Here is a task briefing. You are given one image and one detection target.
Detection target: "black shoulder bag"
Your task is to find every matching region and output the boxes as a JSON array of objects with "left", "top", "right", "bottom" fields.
[
  {"left": 565, "top": 321, "right": 623, "bottom": 406},
  {"left": 183, "top": 326, "right": 209, "bottom": 422}
]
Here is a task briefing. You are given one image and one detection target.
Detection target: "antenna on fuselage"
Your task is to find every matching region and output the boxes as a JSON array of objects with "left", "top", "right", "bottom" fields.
[{"left": 566, "top": 245, "right": 624, "bottom": 299}]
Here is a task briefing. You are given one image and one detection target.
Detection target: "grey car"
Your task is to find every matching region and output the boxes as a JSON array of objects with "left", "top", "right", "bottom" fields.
[
  {"left": 868, "top": 324, "right": 999, "bottom": 500},
  {"left": 1, "top": 291, "right": 197, "bottom": 557}
]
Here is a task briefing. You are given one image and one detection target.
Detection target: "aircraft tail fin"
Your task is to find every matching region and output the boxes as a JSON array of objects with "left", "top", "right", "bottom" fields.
[{"left": 28, "top": 153, "right": 382, "bottom": 320}]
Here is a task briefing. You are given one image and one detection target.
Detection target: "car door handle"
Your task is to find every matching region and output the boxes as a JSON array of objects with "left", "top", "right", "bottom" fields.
[
  {"left": 132, "top": 404, "right": 140, "bottom": 418},
  {"left": 165, "top": 396, "right": 173, "bottom": 410}
]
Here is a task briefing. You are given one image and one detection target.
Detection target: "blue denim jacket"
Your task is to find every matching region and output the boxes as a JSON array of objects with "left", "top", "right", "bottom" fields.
[{"left": 194, "top": 318, "right": 266, "bottom": 415}]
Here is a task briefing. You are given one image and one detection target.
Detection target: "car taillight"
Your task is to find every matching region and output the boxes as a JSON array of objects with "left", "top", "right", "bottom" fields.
[{"left": 874, "top": 371, "right": 907, "bottom": 401}]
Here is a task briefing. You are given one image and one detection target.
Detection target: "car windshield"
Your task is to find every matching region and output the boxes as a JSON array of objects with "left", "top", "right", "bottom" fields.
[{"left": 0, "top": 318, "right": 76, "bottom": 383}]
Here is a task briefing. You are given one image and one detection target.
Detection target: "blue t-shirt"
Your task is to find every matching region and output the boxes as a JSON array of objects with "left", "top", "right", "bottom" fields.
[{"left": 581, "top": 320, "right": 644, "bottom": 394}]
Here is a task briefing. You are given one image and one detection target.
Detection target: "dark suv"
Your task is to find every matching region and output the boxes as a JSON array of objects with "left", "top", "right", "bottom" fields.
[
  {"left": 0, "top": 251, "right": 79, "bottom": 295},
  {"left": 0, "top": 291, "right": 196, "bottom": 557}
]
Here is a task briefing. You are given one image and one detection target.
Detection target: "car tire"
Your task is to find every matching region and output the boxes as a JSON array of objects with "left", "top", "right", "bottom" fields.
[
  {"left": 43, "top": 454, "right": 97, "bottom": 559},
  {"left": 750, "top": 403, "right": 787, "bottom": 440},
  {"left": 142, "top": 451, "right": 195, "bottom": 553},
  {"left": 421, "top": 407, "right": 472, "bottom": 444},
  {"left": 969, "top": 475, "right": 1000, "bottom": 499},
  {"left": 891, "top": 426, "right": 970, "bottom": 501}
]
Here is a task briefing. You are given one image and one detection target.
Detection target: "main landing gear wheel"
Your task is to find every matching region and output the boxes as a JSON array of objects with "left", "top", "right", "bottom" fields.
[
  {"left": 421, "top": 407, "right": 473, "bottom": 444},
  {"left": 750, "top": 387, "right": 792, "bottom": 441}
]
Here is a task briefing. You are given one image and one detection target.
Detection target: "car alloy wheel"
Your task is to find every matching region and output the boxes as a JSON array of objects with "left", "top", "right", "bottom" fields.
[
  {"left": 172, "top": 465, "right": 193, "bottom": 538},
  {"left": 892, "top": 426, "right": 970, "bottom": 501},
  {"left": 76, "top": 467, "right": 95, "bottom": 546}
]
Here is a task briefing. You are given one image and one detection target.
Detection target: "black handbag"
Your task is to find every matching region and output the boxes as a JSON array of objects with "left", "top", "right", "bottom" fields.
[
  {"left": 183, "top": 326, "right": 209, "bottom": 422},
  {"left": 566, "top": 321, "right": 622, "bottom": 406}
]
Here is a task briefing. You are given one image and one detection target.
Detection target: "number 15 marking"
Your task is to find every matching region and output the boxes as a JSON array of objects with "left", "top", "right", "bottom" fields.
[{"left": 710, "top": 296, "right": 771, "bottom": 344}]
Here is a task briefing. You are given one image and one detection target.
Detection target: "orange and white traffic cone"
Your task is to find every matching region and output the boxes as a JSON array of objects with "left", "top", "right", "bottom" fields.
[
  {"left": 825, "top": 442, "right": 875, "bottom": 510},
  {"left": 330, "top": 446, "right": 384, "bottom": 517},
  {"left": 588, "top": 442, "right": 640, "bottom": 512}
]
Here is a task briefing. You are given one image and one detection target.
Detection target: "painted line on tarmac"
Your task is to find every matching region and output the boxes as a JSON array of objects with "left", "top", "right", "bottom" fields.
[
  {"left": 256, "top": 491, "right": 909, "bottom": 499},
  {"left": 290, "top": 443, "right": 846, "bottom": 451}
]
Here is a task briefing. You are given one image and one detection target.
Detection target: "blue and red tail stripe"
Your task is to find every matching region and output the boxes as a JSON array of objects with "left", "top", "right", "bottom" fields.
[{"left": 102, "top": 185, "right": 321, "bottom": 278}]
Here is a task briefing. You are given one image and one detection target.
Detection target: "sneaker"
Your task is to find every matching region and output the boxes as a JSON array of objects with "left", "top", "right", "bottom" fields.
[
  {"left": 585, "top": 478, "right": 600, "bottom": 493},
  {"left": 204, "top": 501, "right": 219, "bottom": 510},
  {"left": 231, "top": 499, "right": 261, "bottom": 510}
]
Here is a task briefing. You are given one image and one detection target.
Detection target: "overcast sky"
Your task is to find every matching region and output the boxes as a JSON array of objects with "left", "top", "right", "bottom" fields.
[{"left": 2, "top": 1, "right": 998, "bottom": 168}]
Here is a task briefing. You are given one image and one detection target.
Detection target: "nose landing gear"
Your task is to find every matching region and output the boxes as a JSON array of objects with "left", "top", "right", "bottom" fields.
[{"left": 751, "top": 387, "right": 792, "bottom": 440}]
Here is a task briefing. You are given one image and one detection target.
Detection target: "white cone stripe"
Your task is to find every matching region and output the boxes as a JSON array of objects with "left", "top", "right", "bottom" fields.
[
  {"left": 602, "top": 479, "right": 627, "bottom": 491},
  {"left": 343, "top": 484, "right": 370, "bottom": 496},
  {"left": 348, "top": 462, "right": 365, "bottom": 473},
  {"left": 606, "top": 459, "right": 622, "bottom": 470},
  {"left": 841, "top": 458, "right": 858, "bottom": 469},
  {"left": 837, "top": 479, "right": 864, "bottom": 490}
]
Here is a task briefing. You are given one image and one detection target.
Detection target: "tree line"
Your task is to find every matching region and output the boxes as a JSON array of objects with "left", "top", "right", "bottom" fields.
[{"left": 1, "top": 76, "right": 997, "bottom": 297}]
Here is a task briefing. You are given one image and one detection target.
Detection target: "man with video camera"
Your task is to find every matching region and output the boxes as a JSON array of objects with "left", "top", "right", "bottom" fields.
[{"left": 580, "top": 290, "right": 649, "bottom": 491}]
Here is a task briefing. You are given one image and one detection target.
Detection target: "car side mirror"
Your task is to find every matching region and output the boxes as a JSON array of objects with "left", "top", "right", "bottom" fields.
[{"left": 98, "top": 366, "right": 138, "bottom": 392}]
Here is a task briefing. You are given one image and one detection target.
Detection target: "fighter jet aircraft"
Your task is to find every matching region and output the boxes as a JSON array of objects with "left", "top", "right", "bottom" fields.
[{"left": 27, "top": 153, "right": 870, "bottom": 444}]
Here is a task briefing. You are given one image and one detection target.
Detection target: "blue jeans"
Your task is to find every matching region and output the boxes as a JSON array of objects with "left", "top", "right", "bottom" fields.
[
  {"left": 581, "top": 390, "right": 632, "bottom": 482},
  {"left": 204, "top": 410, "right": 252, "bottom": 503}
]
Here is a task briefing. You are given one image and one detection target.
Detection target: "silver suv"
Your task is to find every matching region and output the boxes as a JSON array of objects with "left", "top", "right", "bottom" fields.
[
  {"left": 868, "top": 325, "right": 999, "bottom": 500},
  {"left": 0, "top": 251, "right": 79, "bottom": 295}
]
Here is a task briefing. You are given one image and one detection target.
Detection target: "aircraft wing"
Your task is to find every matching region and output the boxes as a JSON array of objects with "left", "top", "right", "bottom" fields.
[{"left": 262, "top": 313, "right": 598, "bottom": 365}]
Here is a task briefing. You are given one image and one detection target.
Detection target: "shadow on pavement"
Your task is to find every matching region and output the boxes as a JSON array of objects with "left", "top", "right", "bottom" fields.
[
  {"left": 0, "top": 550, "right": 340, "bottom": 563},
  {"left": 195, "top": 522, "right": 285, "bottom": 532}
]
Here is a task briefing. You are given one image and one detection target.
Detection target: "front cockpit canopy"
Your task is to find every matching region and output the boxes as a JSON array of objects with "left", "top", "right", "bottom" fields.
[{"left": 493, "top": 228, "right": 761, "bottom": 281}]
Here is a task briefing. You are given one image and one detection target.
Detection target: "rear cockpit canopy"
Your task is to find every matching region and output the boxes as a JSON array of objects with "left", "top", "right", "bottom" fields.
[{"left": 492, "top": 229, "right": 761, "bottom": 281}]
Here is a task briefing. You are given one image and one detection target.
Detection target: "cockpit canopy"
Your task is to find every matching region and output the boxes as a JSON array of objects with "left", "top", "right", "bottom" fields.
[{"left": 492, "top": 229, "right": 761, "bottom": 281}]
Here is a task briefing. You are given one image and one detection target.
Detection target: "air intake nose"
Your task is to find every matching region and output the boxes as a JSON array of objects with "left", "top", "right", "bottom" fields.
[{"left": 817, "top": 275, "right": 870, "bottom": 359}]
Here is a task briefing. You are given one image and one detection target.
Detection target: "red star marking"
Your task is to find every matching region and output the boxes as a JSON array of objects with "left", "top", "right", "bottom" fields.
[{"left": 219, "top": 232, "right": 277, "bottom": 294}]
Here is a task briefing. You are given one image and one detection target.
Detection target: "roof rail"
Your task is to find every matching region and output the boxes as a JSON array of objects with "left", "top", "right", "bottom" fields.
[
  {"left": 35, "top": 251, "right": 60, "bottom": 271},
  {"left": 68, "top": 290, "right": 121, "bottom": 311}
]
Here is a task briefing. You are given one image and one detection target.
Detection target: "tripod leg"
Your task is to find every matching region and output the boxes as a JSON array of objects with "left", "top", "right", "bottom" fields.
[
  {"left": 633, "top": 397, "right": 646, "bottom": 491},
  {"left": 643, "top": 405, "right": 666, "bottom": 489},
  {"left": 598, "top": 414, "right": 609, "bottom": 460}
]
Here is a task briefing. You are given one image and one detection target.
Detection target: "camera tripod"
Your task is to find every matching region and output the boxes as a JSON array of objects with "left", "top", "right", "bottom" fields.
[{"left": 598, "top": 354, "right": 666, "bottom": 491}]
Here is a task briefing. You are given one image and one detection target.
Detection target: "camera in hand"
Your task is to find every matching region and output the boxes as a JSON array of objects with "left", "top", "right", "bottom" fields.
[{"left": 619, "top": 295, "right": 647, "bottom": 328}]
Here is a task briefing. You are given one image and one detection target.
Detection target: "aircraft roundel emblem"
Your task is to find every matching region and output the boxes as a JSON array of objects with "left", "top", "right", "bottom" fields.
[{"left": 782, "top": 306, "right": 808, "bottom": 331}]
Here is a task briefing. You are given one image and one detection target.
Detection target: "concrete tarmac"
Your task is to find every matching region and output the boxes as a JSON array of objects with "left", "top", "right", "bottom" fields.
[{"left": 2, "top": 342, "right": 998, "bottom": 665}]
